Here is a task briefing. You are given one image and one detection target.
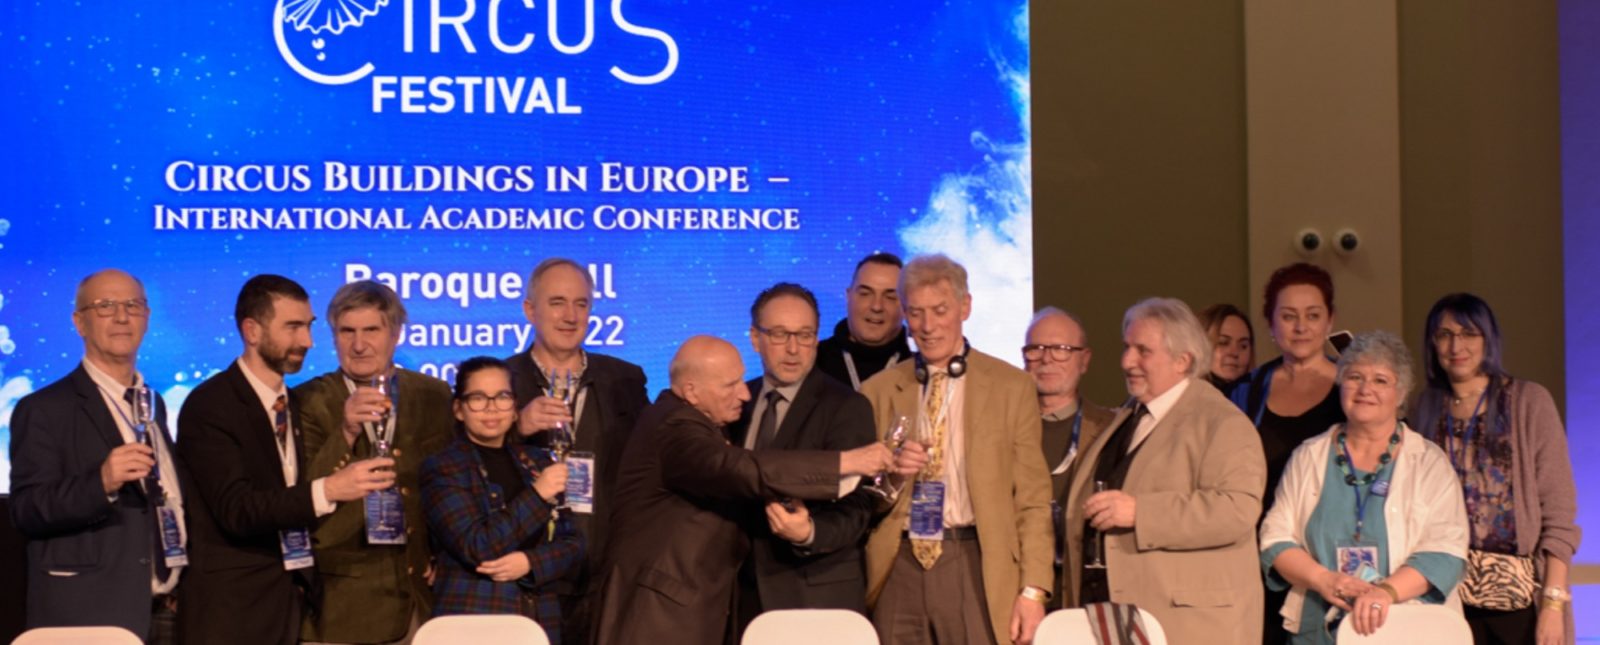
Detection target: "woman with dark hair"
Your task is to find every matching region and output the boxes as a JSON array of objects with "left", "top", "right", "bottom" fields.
[
  {"left": 1231, "top": 262, "right": 1347, "bottom": 645},
  {"left": 422, "top": 356, "right": 582, "bottom": 642},
  {"left": 1411, "top": 294, "right": 1580, "bottom": 645},
  {"left": 1199, "top": 302, "right": 1256, "bottom": 394}
]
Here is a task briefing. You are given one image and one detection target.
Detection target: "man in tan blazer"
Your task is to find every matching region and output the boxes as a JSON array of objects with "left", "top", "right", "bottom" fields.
[
  {"left": 861, "top": 254, "right": 1054, "bottom": 645},
  {"left": 1022, "top": 306, "right": 1117, "bottom": 608},
  {"left": 1062, "top": 297, "right": 1266, "bottom": 644}
]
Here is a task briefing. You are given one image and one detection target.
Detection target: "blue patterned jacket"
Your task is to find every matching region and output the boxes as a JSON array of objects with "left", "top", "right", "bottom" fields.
[{"left": 422, "top": 434, "right": 583, "bottom": 642}]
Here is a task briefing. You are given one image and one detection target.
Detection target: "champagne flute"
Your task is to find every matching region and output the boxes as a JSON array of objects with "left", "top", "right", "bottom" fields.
[
  {"left": 545, "top": 369, "right": 576, "bottom": 461},
  {"left": 1085, "top": 480, "right": 1109, "bottom": 569},
  {"left": 864, "top": 415, "right": 911, "bottom": 499},
  {"left": 369, "top": 375, "right": 395, "bottom": 532},
  {"left": 132, "top": 386, "right": 162, "bottom": 484}
]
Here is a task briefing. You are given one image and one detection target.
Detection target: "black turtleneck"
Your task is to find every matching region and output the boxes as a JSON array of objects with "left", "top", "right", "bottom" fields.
[{"left": 814, "top": 317, "right": 913, "bottom": 390}]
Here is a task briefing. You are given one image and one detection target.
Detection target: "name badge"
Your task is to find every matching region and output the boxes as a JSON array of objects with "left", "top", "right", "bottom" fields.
[
  {"left": 279, "top": 528, "right": 315, "bottom": 570},
  {"left": 1335, "top": 539, "right": 1381, "bottom": 581},
  {"left": 565, "top": 452, "right": 595, "bottom": 515},
  {"left": 157, "top": 506, "right": 188, "bottom": 568},
  {"left": 364, "top": 488, "right": 407, "bottom": 545},
  {"left": 1370, "top": 479, "right": 1391, "bottom": 497},
  {"left": 908, "top": 481, "right": 946, "bottom": 541}
]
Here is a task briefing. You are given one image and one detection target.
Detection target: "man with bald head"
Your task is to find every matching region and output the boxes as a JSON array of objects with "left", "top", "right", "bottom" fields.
[
  {"left": 592, "top": 336, "right": 894, "bottom": 645},
  {"left": 1022, "top": 306, "right": 1116, "bottom": 608},
  {"left": 10, "top": 269, "right": 189, "bottom": 642}
]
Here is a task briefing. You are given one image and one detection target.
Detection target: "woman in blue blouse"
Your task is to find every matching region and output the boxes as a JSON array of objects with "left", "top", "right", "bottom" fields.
[
  {"left": 422, "top": 356, "right": 582, "bottom": 642},
  {"left": 1259, "top": 331, "right": 1469, "bottom": 643}
]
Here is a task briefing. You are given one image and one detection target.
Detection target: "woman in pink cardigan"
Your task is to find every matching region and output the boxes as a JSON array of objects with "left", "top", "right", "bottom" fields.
[{"left": 1411, "top": 293, "right": 1582, "bottom": 645}]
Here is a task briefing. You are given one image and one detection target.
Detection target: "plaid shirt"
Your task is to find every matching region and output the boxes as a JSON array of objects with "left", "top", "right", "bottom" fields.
[{"left": 422, "top": 435, "right": 584, "bottom": 643}]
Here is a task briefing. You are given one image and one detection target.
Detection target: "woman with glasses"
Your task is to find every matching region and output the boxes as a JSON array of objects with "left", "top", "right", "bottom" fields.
[
  {"left": 1259, "top": 331, "right": 1467, "bottom": 644},
  {"left": 1410, "top": 294, "right": 1580, "bottom": 645},
  {"left": 421, "top": 356, "right": 581, "bottom": 642}
]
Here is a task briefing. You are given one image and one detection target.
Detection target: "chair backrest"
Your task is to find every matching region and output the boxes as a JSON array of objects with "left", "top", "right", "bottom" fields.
[
  {"left": 740, "top": 609, "right": 878, "bottom": 645},
  {"left": 413, "top": 615, "right": 551, "bottom": 645},
  {"left": 1334, "top": 604, "right": 1472, "bottom": 644},
  {"left": 12, "top": 627, "right": 143, "bottom": 645},
  {"left": 1035, "top": 606, "right": 1169, "bottom": 645}
]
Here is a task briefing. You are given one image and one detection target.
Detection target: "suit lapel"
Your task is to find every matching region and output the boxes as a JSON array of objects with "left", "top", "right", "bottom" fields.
[
  {"left": 225, "top": 363, "right": 285, "bottom": 476},
  {"left": 1069, "top": 404, "right": 1132, "bottom": 508},
  {"left": 1122, "top": 382, "right": 1201, "bottom": 487},
  {"left": 69, "top": 366, "right": 127, "bottom": 451}
]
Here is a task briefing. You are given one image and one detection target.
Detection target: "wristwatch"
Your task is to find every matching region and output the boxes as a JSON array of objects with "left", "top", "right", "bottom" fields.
[
  {"left": 1543, "top": 586, "right": 1570, "bottom": 602},
  {"left": 1019, "top": 586, "right": 1050, "bottom": 603}
]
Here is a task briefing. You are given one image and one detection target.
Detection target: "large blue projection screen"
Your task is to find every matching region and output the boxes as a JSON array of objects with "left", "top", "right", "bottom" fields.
[{"left": 0, "top": 2, "right": 1035, "bottom": 492}]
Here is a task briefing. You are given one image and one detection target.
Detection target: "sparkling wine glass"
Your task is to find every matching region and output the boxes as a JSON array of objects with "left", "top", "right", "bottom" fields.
[
  {"left": 370, "top": 374, "right": 393, "bottom": 458},
  {"left": 863, "top": 415, "right": 911, "bottom": 499},
  {"left": 1085, "top": 480, "right": 1109, "bottom": 569},
  {"left": 545, "top": 369, "right": 576, "bottom": 461}
]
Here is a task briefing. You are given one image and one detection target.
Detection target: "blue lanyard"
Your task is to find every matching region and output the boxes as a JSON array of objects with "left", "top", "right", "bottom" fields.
[
  {"left": 1069, "top": 408, "right": 1083, "bottom": 454},
  {"left": 1340, "top": 437, "right": 1393, "bottom": 542}
]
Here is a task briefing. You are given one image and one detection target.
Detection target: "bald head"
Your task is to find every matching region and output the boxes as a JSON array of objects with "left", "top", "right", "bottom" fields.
[
  {"left": 72, "top": 269, "right": 149, "bottom": 376},
  {"left": 1024, "top": 307, "right": 1092, "bottom": 410},
  {"left": 669, "top": 335, "right": 751, "bottom": 425}
]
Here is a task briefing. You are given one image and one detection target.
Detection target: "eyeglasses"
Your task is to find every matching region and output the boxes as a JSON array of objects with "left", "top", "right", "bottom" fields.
[
  {"left": 1022, "top": 343, "right": 1086, "bottom": 362},
  {"left": 461, "top": 391, "right": 516, "bottom": 411},
  {"left": 756, "top": 326, "right": 818, "bottom": 347},
  {"left": 1432, "top": 329, "right": 1483, "bottom": 345},
  {"left": 78, "top": 298, "right": 149, "bottom": 318}
]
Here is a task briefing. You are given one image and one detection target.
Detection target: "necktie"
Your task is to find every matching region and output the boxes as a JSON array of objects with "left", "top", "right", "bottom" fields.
[
  {"left": 755, "top": 390, "right": 784, "bottom": 449},
  {"left": 912, "top": 371, "right": 950, "bottom": 569},
  {"left": 273, "top": 394, "right": 289, "bottom": 454},
  {"left": 126, "top": 388, "right": 171, "bottom": 582}
]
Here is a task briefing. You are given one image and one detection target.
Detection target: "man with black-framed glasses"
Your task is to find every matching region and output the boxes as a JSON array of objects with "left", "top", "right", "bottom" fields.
[
  {"left": 10, "top": 269, "right": 189, "bottom": 643},
  {"left": 1022, "top": 306, "right": 1116, "bottom": 609},
  {"left": 731, "top": 282, "right": 878, "bottom": 638}
]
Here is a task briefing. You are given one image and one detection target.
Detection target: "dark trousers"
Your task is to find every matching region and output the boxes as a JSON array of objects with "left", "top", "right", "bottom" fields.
[
  {"left": 1262, "top": 585, "right": 1289, "bottom": 645},
  {"left": 872, "top": 536, "right": 995, "bottom": 645},
  {"left": 1464, "top": 604, "right": 1537, "bottom": 644},
  {"left": 149, "top": 596, "right": 177, "bottom": 645}
]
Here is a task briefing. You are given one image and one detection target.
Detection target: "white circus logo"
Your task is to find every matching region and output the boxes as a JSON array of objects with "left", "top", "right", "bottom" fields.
[{"left": 273, "top": 0, "right": 380, "bottom": 85}]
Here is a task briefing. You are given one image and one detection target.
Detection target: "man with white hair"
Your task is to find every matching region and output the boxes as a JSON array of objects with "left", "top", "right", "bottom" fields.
[
  {"left": 1060, "top": 297, "right": 1267, "bottom": 644},
  {"left": 861, "top": 254, "right": 1054, "bottom": 645}
]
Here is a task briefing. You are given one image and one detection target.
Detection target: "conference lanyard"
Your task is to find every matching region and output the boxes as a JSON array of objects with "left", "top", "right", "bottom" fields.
[
  {"left": 843, "top": 350, "right": 900, "bottom": 391},
  {"left": 1051, "top": 407, "right": 1085, "bottom": 474},
  {"left": 1340, "top": 438, "right": 1393, "bottom": 542}
]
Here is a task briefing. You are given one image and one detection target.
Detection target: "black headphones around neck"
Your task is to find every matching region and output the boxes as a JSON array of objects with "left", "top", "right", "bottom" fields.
[{"left": 914, "top": 339, "right": 971, "bottom": 384}]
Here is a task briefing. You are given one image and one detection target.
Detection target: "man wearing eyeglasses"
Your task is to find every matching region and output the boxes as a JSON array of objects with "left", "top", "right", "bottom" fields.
[
  {"left": 291, "top": 280, "right": 455, "bottom": 644},
  {"left": 10, "top": 269, "right": 189, "bottom": 643},
  {"left": 507, "top": 258, "right": 649, "bottom": 644},
  {"left": 731, "top": 283, "right": 878, "bottom": 637},
  {"left": 1022, "top": 306, "right": 1116, "bottom": 609}
]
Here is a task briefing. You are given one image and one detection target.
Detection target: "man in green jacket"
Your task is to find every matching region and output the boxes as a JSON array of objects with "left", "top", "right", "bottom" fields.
[{"left": 295, "top": 280, "right": 455, "bottom": 644}]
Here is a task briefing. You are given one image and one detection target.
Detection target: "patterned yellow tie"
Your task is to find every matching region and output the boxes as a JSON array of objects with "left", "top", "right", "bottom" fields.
[{"left": 912, "top": 371, "right": 950, "bottom": 569}]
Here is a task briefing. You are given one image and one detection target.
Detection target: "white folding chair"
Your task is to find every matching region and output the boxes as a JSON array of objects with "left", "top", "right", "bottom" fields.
[
  {"left": 12, "top": 626, "right": 143, "bottom": 645},
  {"left": 1034, "top": 606, "right": 1169, "bottom": 645},
  {"left": 740, "top": 609, "right": 878, "bottom": 645},
  {"left": 1335, "top": 603, "right": 1472, "bottom": 643},
  {"left": 413, "top": 614, "right": 551, "bottom": 645}
]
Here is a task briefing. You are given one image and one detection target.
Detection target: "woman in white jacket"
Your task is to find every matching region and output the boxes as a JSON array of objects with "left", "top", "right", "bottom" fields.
[{"left": 1260, "top": 331, "right": 1469, "bottom": 644}]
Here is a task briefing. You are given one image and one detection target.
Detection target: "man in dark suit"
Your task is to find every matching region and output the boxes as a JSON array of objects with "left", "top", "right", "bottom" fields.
[
  {"left": 592, "top": 336, "right": 895, "bottom": 645},
  {"left": 506, "top": 258, "right": 648, "bottom": 644},
  {"left": 731, "top": 283, "right": 878, "bottom": 635},
  {"left": 1022, "top": 306, "right": 1116, "bottom": 608},
  {"left": 294, "top": 280, "right": 455, "bottom": 644},
  {"left": 10, "top": 269, "right": 187, "bottom": 643},
  {"left": 176, "top": 274, "right": 399, "bottom": 645},
  {"left": 815, "top": 252, "right": 913, "bottom": 391}
]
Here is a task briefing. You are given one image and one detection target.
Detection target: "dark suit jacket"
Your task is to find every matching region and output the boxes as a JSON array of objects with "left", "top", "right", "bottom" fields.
[
  {"left": 505, "top": 351, "right": 647, "bottom": 577},
  {"left": 175, "top": 362, "right": 320, "bottom": 645},
  {"left": 422, "top": 435, "right": 584, "bottom": 643},
  {"left": 293, "top": 368, "right": 455, "bottom": 642},
  {"left": 9, "top": 365, "right": 182, "bottom": 636},
  {"left": 592, "top": 390, "right": 842, "bottom": 645},
  {"left": 731, "top": 370, "right": 876, "bottom": 621}
]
